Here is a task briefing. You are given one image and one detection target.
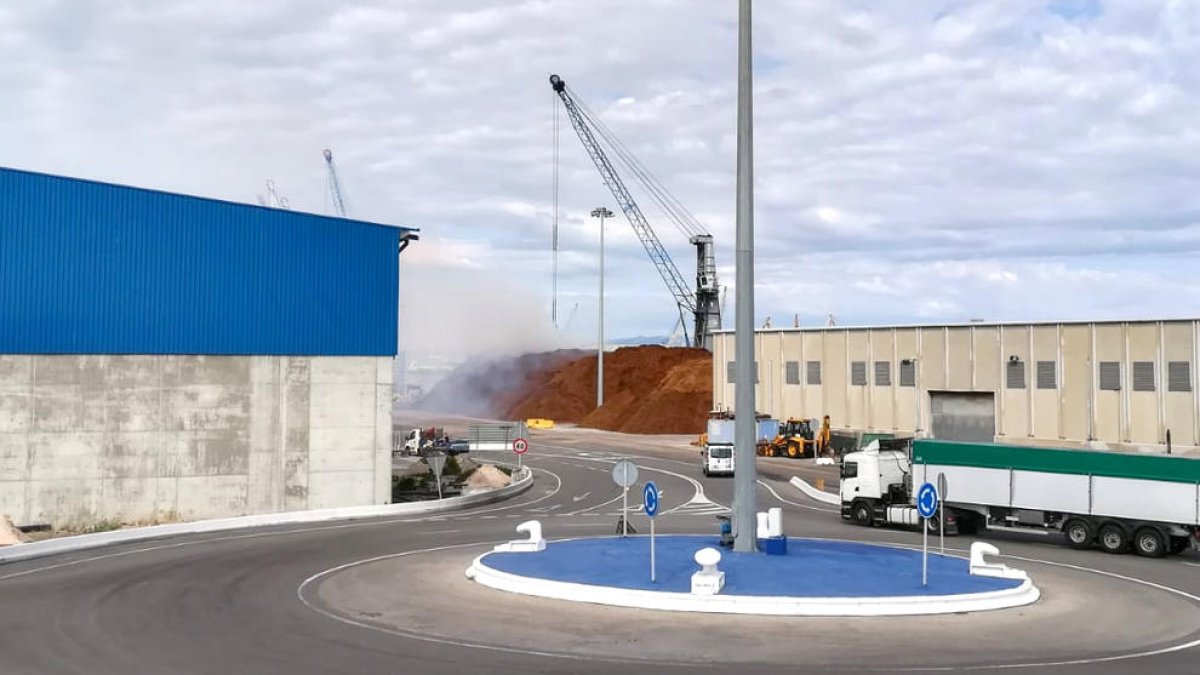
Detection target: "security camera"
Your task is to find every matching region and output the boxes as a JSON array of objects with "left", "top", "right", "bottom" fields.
[{"left": 1009, "top": 355, "right": 1020, "bottom": 363}]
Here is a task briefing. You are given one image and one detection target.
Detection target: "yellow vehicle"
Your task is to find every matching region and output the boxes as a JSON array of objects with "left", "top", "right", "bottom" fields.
[
  {"left": 526, "top": 418, "right": 556, "bottom": 430},
  {"left": 762, "top": 415, "right": 832, "bottom": 459}
]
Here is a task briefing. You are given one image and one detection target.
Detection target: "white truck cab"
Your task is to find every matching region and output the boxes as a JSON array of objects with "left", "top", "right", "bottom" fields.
[
  {"left": 838, "top": 448, "right": 909, "bottom": 504},
  {"left": 702, "top": 444, "right": 734, "bottom": 477}
]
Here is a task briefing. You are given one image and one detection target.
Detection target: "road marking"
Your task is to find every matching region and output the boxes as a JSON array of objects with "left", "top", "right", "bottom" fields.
[
  {"left": 571, "top": 492, "right": 591, "bottom": 503},
  {"left": 1181, "top": 561, "right": 1200, "bottom": 568},
  {"left": 757, "top": 479, "right": 838, "bottom": 513}
]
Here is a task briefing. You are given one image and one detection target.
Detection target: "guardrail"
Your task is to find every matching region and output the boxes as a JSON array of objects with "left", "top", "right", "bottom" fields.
[{"left": 0, "top": 468, "right": 533, "bottom": 565}]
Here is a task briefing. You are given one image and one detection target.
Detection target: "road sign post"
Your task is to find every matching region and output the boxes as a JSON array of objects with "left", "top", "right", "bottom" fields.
[
  {"left": 917, "top": 482, "right": 939, "bottom": 587},
  {"left": 426, "top": 450, "right": 447, "bottom": 500},
  {"left": 611, "top": 460, "right": 639, "bottom": 537},
  {"left": 644, "top": 481, "right": 659, "bottom": 582},
  {"left": 936, "top": 473, "right": 948, "bottom": 555},
  {"left": 512, "top": 437, "right": 529, "bottom": 473}
]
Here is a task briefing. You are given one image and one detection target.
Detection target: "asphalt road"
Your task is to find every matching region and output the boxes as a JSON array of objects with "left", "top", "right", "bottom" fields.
[{"left": 2, "top": 423, "right": 1199, "bottom": 674}]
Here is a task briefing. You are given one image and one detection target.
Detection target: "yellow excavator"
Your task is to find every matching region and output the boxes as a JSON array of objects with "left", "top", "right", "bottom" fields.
[{"left": 762, "top": 415, "right": 832, "bottom": 459}]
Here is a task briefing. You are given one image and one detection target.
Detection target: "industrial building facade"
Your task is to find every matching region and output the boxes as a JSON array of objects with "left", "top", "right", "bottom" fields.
[
  {"left": 0, "top": 167, "right": 411, "bottom": 527},
  {"left": 712, "top": 320, "right": 1200, "bottom": 455}
]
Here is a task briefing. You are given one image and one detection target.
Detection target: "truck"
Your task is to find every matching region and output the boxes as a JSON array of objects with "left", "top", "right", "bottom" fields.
[
  {"left": 398, "top": 427, "right": 448, "bottom": 456},
  {"left": 840, "top": 438, "right": 1200, "bottom": 557},
  {"left": 702, "top": 417, "right": 780, "bottom": 477}
]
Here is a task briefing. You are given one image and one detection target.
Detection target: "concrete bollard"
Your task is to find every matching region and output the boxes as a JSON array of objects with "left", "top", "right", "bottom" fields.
[
  {"left": 969, "top": 541, "right": 1028, "bottom": 580},
  {"left": 767, "top": 507, "right": 782, "bottom": 538},
  {"left": 492, "top": 519, "right": 546, "bottom": 553},
  {"left": 691, "top": 547, "right": 725, "bottom": 595}
]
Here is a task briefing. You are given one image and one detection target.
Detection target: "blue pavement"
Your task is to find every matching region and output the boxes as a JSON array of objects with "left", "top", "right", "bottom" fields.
[{"left": 483, "top": 536, "right": 1022, "bottom": 597}]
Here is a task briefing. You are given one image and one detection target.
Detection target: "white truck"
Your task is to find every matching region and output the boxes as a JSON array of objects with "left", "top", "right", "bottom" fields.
[
  {"left": 701, "top": 417, "right": 780, "bottom": 477},
  {"left": 840, "top": 439, "right": 1200, "bottom": 557}
]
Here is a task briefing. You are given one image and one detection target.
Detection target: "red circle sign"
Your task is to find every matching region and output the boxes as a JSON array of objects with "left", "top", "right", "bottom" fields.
[{"left": 512, "top": 437, "right": 529, "bottom": 455}]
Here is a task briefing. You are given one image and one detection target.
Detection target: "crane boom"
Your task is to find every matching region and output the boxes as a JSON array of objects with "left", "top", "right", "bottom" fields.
[
  {"left": 324, "top": 148, "right": 348, "bottom": 217},
  {"left": 551, "top": 74, "right": 710, "bottom": 345}
]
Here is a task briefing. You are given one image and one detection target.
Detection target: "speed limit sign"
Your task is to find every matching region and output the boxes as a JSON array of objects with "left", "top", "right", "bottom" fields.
[{"left": 512, "top": 437, "right": 529, "bottom": 455}]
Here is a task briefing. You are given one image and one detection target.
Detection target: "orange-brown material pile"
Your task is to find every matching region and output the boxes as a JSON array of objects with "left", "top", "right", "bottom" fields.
[{"left": 503, "top": 345, "right": 712, "bottom": 435}]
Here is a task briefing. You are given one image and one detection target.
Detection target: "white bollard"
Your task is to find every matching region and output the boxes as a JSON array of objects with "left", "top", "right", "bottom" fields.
[
  {"left": 969, "top": 541, "right": 1028, "bottom": 580},
  {"left": 691, "top": 547, "right": 726, "bottom": 595},
  {"left": 767, "top": 507, "right": 783, "bottom": 538},
  {"left": 493, "top": 519, "right": 546, "bottom": 553},
  {"left": 756, "top": 511, "right": 770, "bottom": 539}
]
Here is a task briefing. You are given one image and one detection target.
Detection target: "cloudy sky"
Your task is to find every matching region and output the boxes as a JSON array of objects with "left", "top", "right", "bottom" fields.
[{"left": 3, "top": 1, "right": 1200, "bottom": 354}]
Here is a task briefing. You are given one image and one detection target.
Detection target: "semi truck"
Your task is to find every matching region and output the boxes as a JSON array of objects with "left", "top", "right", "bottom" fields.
[{"left": 840, "top": 439, "right": 1200, "bottom": 557}]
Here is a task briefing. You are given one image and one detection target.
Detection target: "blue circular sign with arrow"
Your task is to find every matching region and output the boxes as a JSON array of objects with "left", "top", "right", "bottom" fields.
[
  {"left": 643, "top": 481, "right": 659, "bottom": 519},
  {"left": 916, "top": 482, "right": 939, "bottom": 519}
]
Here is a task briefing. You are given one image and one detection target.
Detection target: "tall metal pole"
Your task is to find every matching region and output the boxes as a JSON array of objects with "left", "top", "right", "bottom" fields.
[
  {"left": 732, "top": 0, "right": 758, "bottom": 553},
  {"left": 592, "top": 207, "right": 613, "bottom": 408}
]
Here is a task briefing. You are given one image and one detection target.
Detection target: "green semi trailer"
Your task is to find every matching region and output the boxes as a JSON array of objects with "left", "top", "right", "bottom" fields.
[{"left": 840, "top": 439, "right": 1200, "bottom": 557}]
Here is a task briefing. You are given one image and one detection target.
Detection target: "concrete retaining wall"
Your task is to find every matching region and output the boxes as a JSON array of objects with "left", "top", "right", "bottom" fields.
[{"left": 0, "top": 354, "right": 393, "bottom": 527}]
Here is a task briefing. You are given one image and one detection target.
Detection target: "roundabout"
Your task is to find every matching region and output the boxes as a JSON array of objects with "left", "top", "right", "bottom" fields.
[{"left": 466, "top": 534, "right": 1037, "bottom": 615}]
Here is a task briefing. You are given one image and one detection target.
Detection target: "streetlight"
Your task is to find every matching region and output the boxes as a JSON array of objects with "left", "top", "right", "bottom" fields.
[{"left": 591, "top": 207, "right": 614, "bottom": 408}]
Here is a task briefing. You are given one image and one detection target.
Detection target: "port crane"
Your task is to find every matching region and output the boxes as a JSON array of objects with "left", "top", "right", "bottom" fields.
[
  {"left": 550, "top": 74, "right": 721, "bottom": 349},
  {"left": 323, "top": 149, "right": 348, "bottom": 217}
]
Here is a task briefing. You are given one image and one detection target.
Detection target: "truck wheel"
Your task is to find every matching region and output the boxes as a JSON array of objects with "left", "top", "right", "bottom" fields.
[
  {"left": 1098, "top": 522, "right": 1129, "bottom": 554},
  {"left": 1133, "top": 527, "right": 1167, "bottom": 558},
  {"left": 852, "top": 500, "right": 873, "bottom": 527},
  {"left": 956, "top": 512, "right": 980, "bottom": 535},
  {"left": 787, "top": 444, "right": 800, "bottom": 459},
  {"left": 1063, "top": 518, "right": 1093, "bottom": 550}
]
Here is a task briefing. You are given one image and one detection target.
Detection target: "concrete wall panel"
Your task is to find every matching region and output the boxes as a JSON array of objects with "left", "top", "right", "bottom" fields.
[
  {"left": 947, "top": 328, "right": 972, "bottom": 390},
  {"left": 0, "top": 355, "right": 391, "bottom": 527}
]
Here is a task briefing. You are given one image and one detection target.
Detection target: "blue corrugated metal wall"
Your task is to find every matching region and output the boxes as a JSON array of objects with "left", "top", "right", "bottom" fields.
[{"left": 0, "top": 166, "right": 405, "bottom": 355}]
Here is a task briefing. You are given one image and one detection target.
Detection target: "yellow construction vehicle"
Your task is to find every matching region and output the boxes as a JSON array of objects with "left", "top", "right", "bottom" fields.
[{"left": 763, "top": 415, "right": 832, "bottom": 459}]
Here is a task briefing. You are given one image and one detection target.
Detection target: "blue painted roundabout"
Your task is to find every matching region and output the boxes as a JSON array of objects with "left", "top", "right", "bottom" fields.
[{"left": 466, "top": 535, "right": 1041, "bottom": 616}]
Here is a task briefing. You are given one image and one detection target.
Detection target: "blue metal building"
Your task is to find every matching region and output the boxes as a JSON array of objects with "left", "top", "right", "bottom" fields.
[{"left": 0, "top": 166, "right": 412, "bottom": 356}]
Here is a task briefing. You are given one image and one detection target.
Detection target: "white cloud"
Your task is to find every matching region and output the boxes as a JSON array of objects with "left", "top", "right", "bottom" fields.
[{"left": 3, "top": 0, "right": 1200, "bottom": 347}]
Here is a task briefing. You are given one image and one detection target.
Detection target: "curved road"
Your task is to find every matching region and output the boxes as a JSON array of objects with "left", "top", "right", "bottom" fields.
[{"left": 2, "top": 425, "right": 1199, "bottom": 674}]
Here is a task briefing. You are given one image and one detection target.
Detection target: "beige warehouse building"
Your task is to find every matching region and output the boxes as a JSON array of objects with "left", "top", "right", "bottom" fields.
[{"left": 712, "top": 319, "right": 1200, "bottom": 455}]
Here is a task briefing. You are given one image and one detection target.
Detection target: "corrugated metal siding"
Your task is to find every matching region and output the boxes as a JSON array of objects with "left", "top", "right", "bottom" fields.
[{"left": 0, "top": 167, "right": 406, "bottom": 355}]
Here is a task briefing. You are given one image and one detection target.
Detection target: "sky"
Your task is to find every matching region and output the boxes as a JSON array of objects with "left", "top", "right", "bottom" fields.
[{"left": 3, "top": 1, "right": 1200, "bottom": 357}]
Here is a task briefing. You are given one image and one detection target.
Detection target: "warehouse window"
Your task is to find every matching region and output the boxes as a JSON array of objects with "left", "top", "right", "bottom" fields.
[
  {"left": 1006, "top": 360, "right": 1026, "bottom": 389},
  {"left": 807, "top": 361, "right": 822, "bottom": 385},
  {"left": 874, "top": 361, "right": 891, "bottom": 386},
  {"left": 726, "top": 362, "right": 759, "bottom": 383},
  {"left": 899, "top": 360, "right": 916, "bottom": 387},
  {"left": 1132, "top": 361, "right": 1155, "bottom": 392},
  {"left": 1099, "top": 362, "right": 1121, "bottom": 391},
  {"left": 1169, "top": 361, "right": 1192, "bottom": 392},
  {"left": 851, "top": 361, "right": 867, "bottom": 386},
  {"left": 785, "top": 361, "right": 801, "bottom": 385},
  {"left": 1036, "top": 361, "right": 1057, "bottom": 389}
]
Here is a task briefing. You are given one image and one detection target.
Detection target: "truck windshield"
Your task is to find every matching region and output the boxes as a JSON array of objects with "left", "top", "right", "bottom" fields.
[
  {"left": 841, "top": 461, "right": 858, "bottom": 479},
  {"left": 709, "top": 447, "right": 732, "bottom": 459}
]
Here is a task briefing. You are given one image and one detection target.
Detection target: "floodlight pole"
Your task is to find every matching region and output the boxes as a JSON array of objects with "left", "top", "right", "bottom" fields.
[
  {"left": 591, "top": 207, "right": 613, "bottom": 407},
  {"left": 732, "top": 0, "right": 758, "bottom": 553}
]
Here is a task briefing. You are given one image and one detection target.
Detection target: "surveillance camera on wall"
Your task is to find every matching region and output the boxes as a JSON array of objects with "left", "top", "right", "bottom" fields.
[{"left": 1009, "top": 355, "right": 1020, "bottom": 362}]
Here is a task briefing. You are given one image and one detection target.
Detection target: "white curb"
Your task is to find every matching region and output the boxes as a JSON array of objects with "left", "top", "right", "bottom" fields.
[
  {"left": 0, "top": 468, "right": 533, "bottom": 565},
  {"left": 789, "top": 476, "right": 841, "bottom": 506},
  {"left": 466, "top": 538, "right": 1040, "bottom": 617}
]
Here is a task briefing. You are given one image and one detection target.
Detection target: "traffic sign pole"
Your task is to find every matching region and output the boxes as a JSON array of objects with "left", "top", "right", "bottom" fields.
[
  {"left": 916, "top": 482, "right": 939, "bottom": 588},
  {"left": 622, "top": 487, "right": 628, "bottom": 537},
  {"left": 643, "top": 482, "right": 659, "bottom": 583},
  {"left": 937, "top": 473, "right": 948, "bottom": 556},
  {"left": 922, "top": 517, "right": 928, "bottom": 586}
]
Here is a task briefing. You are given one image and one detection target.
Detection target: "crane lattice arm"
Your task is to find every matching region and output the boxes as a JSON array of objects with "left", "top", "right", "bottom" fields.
[
  {"left": 324, "top": 149, "right": 348, "bottom": 217},
  {"left": 550, "top": 74, "right": 695, "bottom": 343}
]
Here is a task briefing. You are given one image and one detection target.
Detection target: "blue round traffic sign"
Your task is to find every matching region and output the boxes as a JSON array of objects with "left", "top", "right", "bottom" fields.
[
  {"left": 916, "top": 482, "right": 939, "bottom": 519},
  {"left": 643, "top": 481, "right": 659, "bottom": 518}
]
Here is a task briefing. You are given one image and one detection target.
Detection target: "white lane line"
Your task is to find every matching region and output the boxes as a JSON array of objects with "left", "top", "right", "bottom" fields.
[
  {"left": 571, "top": 492, "right": 592, "bottom": 503},
  {"left": 563, "top": 492, "right": 624, "bottom": 516},
  {"left": 1181, "top": 561, "right": 1200, "bottom": 568},
  {"left": 757, "top": 480, "right": 838, "bottom": 513}
]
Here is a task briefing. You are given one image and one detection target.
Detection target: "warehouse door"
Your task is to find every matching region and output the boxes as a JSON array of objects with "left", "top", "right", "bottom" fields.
[{"left": 929, "top": 392, "right": 995, "bottom": 443}]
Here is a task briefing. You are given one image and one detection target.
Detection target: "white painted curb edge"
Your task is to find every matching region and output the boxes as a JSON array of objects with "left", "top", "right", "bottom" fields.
[
  {"left": 789, "top": 476, "right": 841, "bottom": 506},
  {"left": 466, "top": 552, "right": 1040, "bottom": 616},
  {"left": 0, "top": 468, "right": 534, "bottom": 565}
]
